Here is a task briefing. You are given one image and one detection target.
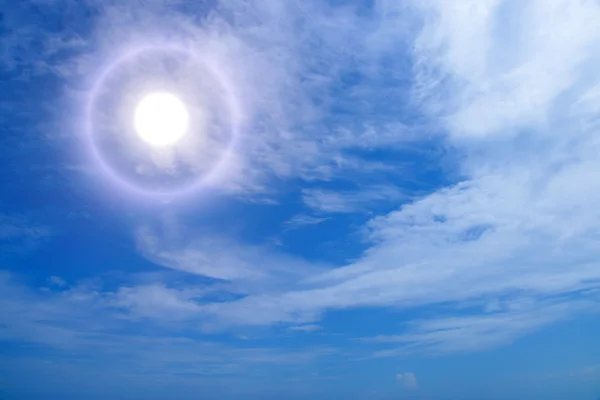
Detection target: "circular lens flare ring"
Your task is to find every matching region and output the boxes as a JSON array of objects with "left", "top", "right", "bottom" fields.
[
  {"left": 134, "top": 92, "right": 189, "bottom": 147},
  {"left": 85, "top": 45, "right": 243, "bottom": 198}
]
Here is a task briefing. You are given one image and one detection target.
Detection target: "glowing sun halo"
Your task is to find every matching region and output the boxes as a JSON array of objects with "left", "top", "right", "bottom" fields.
[{"left": 134, "top": 92, "right": 189, "bottom": 146}]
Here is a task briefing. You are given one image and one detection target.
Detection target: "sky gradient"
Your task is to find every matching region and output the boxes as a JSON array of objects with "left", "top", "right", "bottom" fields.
[{"left": 1, "top": 1, "right": 600, "bottom": 399}]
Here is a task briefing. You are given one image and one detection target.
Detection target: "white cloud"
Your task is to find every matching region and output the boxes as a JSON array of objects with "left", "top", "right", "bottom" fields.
[
  {"left": 411, "top": 0, "right": 600, "bottom": 139},
  {"left": 396, "top": 372, "right": 417, "bottom": 389},
  {"left": 5, "top": 0, "right": 600, "bottom": 361}
]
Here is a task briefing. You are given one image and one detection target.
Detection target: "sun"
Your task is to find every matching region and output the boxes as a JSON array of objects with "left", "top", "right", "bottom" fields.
[{"left": 134, "top": 92, "right": 189, "bottom": 147}]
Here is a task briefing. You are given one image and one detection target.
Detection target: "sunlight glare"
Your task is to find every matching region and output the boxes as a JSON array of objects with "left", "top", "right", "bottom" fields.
[{"left": 134, "top": 92, "right": 189, "bottom": 146}]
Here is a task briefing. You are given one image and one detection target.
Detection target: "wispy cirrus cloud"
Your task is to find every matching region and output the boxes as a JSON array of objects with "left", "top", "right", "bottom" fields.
[
  {"left": 284, "top": 215, "right": 330, "bottom": 231},
  {"left": 302, "top": 186, "right": 407, "bottom": 214},
  {"left": 367, "top": 295, "right": 600, "bottom": 357},
  {"left": 0, "top": 270, "right": 335, "bottom": 375},
  {"left": 134, "top": 222, "right": 325, "bottom": 292}
]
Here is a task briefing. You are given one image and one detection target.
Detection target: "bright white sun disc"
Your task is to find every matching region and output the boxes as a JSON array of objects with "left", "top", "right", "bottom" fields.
[{"left": 134, "top": 92, "right": 189, "bottom": 146}]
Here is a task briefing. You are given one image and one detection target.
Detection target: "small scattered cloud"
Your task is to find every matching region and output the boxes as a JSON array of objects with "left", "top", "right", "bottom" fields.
[
  {"left": 47, "top": 276, "right": 67, "bottom": 288},
  {"left": 289, "top": 324, "right": 321, "bottom": 333},
  {"left": 0, "top": 214, "right": 51, "bottom": 241},
  {"left": 542, "top": 364, "right": 600, "bottom": 382},
  {"left": 0, "top": 214, "right": 52, "bottom": 253},
  {"left": 396, "top": 372, "right": 418, "bottom": 389},
  {"left": 284, "top": 215, "right": 330, "bottom": 230}
]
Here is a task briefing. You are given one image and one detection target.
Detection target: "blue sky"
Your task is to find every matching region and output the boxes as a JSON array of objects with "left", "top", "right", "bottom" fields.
[{"left": 1, "top": 0, "right": 600, "bottom": 399}]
